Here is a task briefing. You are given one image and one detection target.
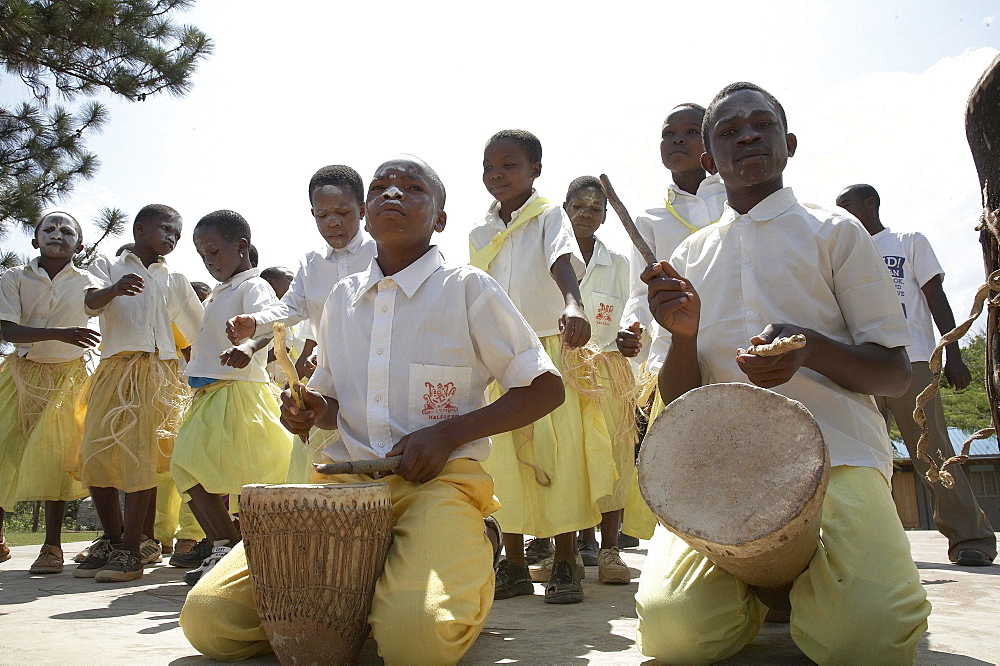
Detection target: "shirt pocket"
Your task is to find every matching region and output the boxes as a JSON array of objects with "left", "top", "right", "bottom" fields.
[
  {"left": 408, "top": 364, "right": 473, "bottom": 433},
  {"left": 583, "top": 291, "right": 624, "bottom": 349}
]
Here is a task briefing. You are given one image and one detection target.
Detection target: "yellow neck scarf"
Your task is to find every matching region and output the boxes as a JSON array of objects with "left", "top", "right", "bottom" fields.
[
  {"left": 664, "top": 191, "right": 719, "bottom": 235},
  {"left": 470, "top": 197, "right": 550, "bottom": 270}
]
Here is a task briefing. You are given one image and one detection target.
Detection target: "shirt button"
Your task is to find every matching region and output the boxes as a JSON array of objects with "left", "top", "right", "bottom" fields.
[
  {"left": 746, "top": 309, "right": 754, "bottom": 317},
  {"left": 742, "top": 258, "right": 750, "bottom": 265},
  {"left": 380, "top": 306, "right": 387, "bottom": 312},
  {"left": 374, "top": 395, "right": 382, "bottom": 402},
  {"left": 376, "top": 348, "right": 383, "bottom": 355}
]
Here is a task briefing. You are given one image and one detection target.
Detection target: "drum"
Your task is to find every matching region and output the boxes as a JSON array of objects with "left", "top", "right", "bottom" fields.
[
  {"left": 638, "top": 383, "right": 829, "bottom": 588},
  {"left": 240, "top": 482, "right": 394, "bottom": 665}
]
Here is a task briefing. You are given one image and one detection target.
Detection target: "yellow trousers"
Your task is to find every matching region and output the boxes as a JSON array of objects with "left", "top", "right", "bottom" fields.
[
  {"left": 635, "top": 465, "right": 930, "bottom": 664},
  {"left": 180, "top": 459, "right": 498, "bottom": 664},
  {"left": 154, "top": 471, "right": 205, "bottom": 544}
]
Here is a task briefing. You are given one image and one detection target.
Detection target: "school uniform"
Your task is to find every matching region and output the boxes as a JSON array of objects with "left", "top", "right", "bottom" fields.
[
  {"left": 0, "top": 259, "right": 91, "bottom": 510},
  {"left": 180, "top": 248, "right": 555, "bottom": 664},
  {"left": 170, "top": 269, "right": 293, "bottom": 511},
  {"left": 80, "top": 250, "right": 202, "bottom": 493},
  {"left": 635, "top": 189, "right": 930, "bottom": 664},
  {"left": 470, "top": 190, "right": 615, "bottom": 537},
  {"left": 871, "top": 228, "right": 996, "bottom": 561}
]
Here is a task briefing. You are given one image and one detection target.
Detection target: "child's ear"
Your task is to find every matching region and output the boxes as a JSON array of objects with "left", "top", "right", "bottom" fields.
[
  {"left": 31, "top": 237, "right": 40, "bottom": 250},
  {"left": 786, "top": 133, "right": 797, "bottom": 157},
  {"left": 358, "top": 202, "right": 366, "bottom": 220},
  {"left": 434, "top": 210, "right": 447, "bottom": 233},
  {"left": 75, "top": 241, "right": 85, "bottom": 254},
  {"left": 701, "top": 152, "right": 716, "bottom": 175},
  {"left": 239, "top": 238, "right": 249, "bottom": 254},
  {"left": 532, "top": 162, "right": 542, "bottom": 179}
]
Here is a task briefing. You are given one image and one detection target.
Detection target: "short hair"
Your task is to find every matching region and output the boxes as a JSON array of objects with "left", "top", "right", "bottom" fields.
[
  {"left": 248, "top": 243, "right": 259, "bottom": 267},
  {"left": 190, "top": 281, "right": 211, "bottom": 299},
  {"left": 665, "top": 103, "right": 706, "bottom": 127},
  {"left": 308, "top": 165, "right": 364, "bottom": 205},
  {"left": 35, "top": 211, "right": 83, "bottom": 240},
  {"left": 486, "top": 129, "right": 542, "bottom": 164},
  {"left": 840, "top": 183, "right": 881, "bottom": 208},
  {"left": 134, "top": 204, "right": 180, "bottom": 228},
  {"left": 260, "top": 266, "right": 293, "bottom": 283},
  {"left": 565, "top": 176, "right": 606, "bottom": 203},
  {"left": 115, "top": 242, "right": 134, "bottom": 256},
  {"left": 373, "top": 155, "right": 447, "bottom": 208},
  {"left": 702, "top": 82, "right": 787, "bottom": 152},
  {"left": 195, "top": 210, "right": 252, "bottom": 245}
]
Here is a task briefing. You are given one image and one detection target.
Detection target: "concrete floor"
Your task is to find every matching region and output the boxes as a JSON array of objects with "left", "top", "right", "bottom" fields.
[{"left": 0, "top": 531, "right": 996, "bottom": 664}]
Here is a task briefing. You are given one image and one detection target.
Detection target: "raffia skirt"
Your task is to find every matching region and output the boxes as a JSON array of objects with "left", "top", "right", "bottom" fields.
[
  {"left": 0, "top": 355, "right": 89, "bottom": 509},
  {"left": 79, "top": 352, "right": 189, "bottom": 493},
  {"left": 591, "top": 351, "right": 639, "bottom": 513}
]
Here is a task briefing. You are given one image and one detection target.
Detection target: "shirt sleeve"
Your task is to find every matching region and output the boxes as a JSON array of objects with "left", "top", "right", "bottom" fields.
[
  {"left": 169, "top": 275, "right": 205, "bottom": 346},
  {"left": 306, "top": 288, "right": 340, "bottom": 400},
  {"left": 83, "top": 256, "right": 113, "bottom": 315},
  {"left": 252, "top": 261, "right": 306, "bottom": 336},
  {"left": 907, "top": 232, "right": 945, "bottom": 288},
  {"left": 0, "top": 269, "right": 22, "bottom": 323},
  {"left": 242, "top": 279, "right": 280, "bottom": 316},
  {"left": 540, "top": 206, "right": 586, "bottom": 280}
]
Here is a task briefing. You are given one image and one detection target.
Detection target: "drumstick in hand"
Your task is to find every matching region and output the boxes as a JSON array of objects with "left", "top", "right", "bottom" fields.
[
  {"left": 742, "top": 334, "right": 807, "bottom": 357},
  {"left": 273, "top": 322, "right": 309, "bottom": 443},
  {"left": 600, "top": 174, "right": 657, "bottom": 266},
  {"left": 314, "top": 457, "right": 401, "bottom": 476}
]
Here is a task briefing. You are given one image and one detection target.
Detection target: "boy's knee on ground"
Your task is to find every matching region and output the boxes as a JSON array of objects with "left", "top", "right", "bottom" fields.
[
  {"left": 370, "top": 592, "right": 481, "bottom": 664},
  {"left": 180, "top": 588, "right": 271, "bottom": 662}
]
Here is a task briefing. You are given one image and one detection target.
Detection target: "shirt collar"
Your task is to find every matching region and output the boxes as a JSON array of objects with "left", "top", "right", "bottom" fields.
[
  {"left": 351, "top": 247, "right": 444, "bottom": 305},
  {"left": 589, "top": 237, "right": 613, "bottom": 267},
  {"left": 720, "top": 187, "right": 797, "bottom": 225},
  {"left": 27, "top": 257, "right": 83, "bottom": 280},
  {"left": 120, "top": 249, "right": 168, "bottom": 271},
  {"left": 668, "top": 173, "right": 725, "bottom": 204},
  {"left": 214, "top": 267, "right": 261, "bottom": 294},
  {"left": 486, "top": 189, "right": 541, "bottom": 227},
  {"left": 323, "top": 228, "right": 368, "bottom": 259}
]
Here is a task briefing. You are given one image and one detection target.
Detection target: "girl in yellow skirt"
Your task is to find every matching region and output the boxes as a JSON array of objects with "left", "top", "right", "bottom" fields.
[
  {"left": 170, "top": 210, "right": 293, "bottom": 585},
  {"left": 562, "top": 177, "right": 639, "bottom": 585},
  {"left": 471, "top": 131, "right": 616, "bottom": 604},
  {"left": 0, "top": 212, "right": 97, "bottom": 572}
]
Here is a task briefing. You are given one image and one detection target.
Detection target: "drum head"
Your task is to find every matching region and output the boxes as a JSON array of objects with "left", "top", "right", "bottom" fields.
[{"left": 638, "top": 383, "right": 827, "bottom": 546}]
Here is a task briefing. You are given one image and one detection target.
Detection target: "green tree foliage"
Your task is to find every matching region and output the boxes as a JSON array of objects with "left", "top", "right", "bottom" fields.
[
  {"left": 0, "top": 0, "right": 212, "bottom": 234},
  {"left": 939, "top": 332, "right": 993, "bottom": 433}
]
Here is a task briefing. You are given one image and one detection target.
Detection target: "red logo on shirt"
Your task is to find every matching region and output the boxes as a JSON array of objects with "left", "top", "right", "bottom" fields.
[
  {"left": 596, "top": 302, "right": 614, "bottom": 326},
  {"left": 422, "top": 381, "right": 459, "bottom": 420}
]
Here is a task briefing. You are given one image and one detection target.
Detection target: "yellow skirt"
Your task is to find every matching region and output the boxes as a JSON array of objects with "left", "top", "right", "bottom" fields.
[
  {"left": 79, "top": 352, "right": 189, "bottom": 493},
  {"left": 171, "top": 380, "right": 294, "bottom": 512},
  {"left": 622, "top": 388, "right": 664, "bottom": 539},
  {"left": 285, "top": 427, "right": 340, "bottom": 484},
  {"left": 482, "top": 335, "right": 616, "bottom": 537},
  {"left": 0, "top": 356, "right": 88, "bottom": 508}
]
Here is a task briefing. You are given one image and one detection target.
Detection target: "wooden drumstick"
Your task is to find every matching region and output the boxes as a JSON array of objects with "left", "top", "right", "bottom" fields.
[
  {"left": 600, "top": 174, "right": 657, "bottom": 266},
  {"left": 273, "top": 322, "right": 308, "bottom": 443},
  {"left": 743, "top": 334, "right": 807, "bottom": 357},
  {"left": 313, "top": 457, "right": 401, "bottom": 476}
]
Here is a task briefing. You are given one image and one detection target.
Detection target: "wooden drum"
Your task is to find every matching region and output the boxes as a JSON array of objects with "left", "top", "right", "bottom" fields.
[
  {"left": 638, "top": 383, "right": 830, "bottom": 588},
  {"left": 240, "top": 482, "right": 394, "bottom": 665}
]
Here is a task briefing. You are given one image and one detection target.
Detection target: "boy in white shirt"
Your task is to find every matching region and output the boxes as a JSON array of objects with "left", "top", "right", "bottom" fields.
[
  {"left": 180, "top": 155, "right": 565, "bottom": 663},
  {"left": 837, "top": 183, "right": 996, "bottom": 566}
]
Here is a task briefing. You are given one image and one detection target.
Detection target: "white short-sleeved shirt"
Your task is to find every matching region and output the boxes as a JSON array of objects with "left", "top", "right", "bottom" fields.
[
  {"left": 0, "top": 259, "right": 97, "bottom": 363},
  {"left": 86, "top": 251, "right": 203, "bottom": 361},
  {"left": 469, "top": 190, "right": 586, "bottom": 338},
  {"left": 185, "top": 268, "right": 278, "bottom": 383},
  {"left": 870, "top": 228, "right": 944, "bottom": 363},
  {"left": 311, "top": 247, "right": 556, "bottom": 464},
  {"left": 250, "top": 229, "right": 377, "bottom": 338},
  {"left": 656, "top": 188, "right": 912, "bottom": 481},
  {"left": 579, "top": 237, "right": 631, "bottom": 352}
]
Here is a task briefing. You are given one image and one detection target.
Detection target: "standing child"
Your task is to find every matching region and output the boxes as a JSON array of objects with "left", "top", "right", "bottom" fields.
[
  {"left": 471, "top": 129, "right": 615, "bottom": 604},
  {"left": 563, "top": 176, "right": 637, "bottom": 584},
  {"left": 170, "top": 211, "right": 294, "bottom": 585},
  {"left": 635, "top": 82, "right": 930, "bottom": 663},
  {"left": 76, "top": 204, "right": 203, "bottom": 582},
  {"left": 0, "top": 212, "right": 98, "bottom": 572}
]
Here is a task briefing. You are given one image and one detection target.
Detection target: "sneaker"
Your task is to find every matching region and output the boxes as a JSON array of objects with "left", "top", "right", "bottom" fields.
[
  {"left": 73, "top": 541, "right": 93, "bottom": 563},
  {"left": 597, "top": 547, "right": 631, "bottom": 584},
  {"left": 0, "top": 538, "right": 10, "bottom": 564},
  {"left": 73, "top": 538, "right": 119, "bottom": 578},
  {"left": 494, "top": 559, "right": 534, "bottom": 599},
  {"left": 484, "top": 516, "right": 502, "bottom": 568},
  {"left": 618, "top": 532, "right": 640, "bottom": 549},
  {"left": 524, "top": 537, "right": 553, "bottom": 565},
  {"left": 544, "top": 559, "right": 584, "bottom": 604},
  {"left": 173, "top": 538, "right": 198, "bottom": 556},
  {"left": 29, "top": 544, "right": 64, "bottom": 574},
  {"left": 139, "top": 535, "right": 162, "bottom": 565},
  {"left": 95, "top": 549, "right": 143, "bottom": 583},
  {"left": 169, "top": 537, "right": 212, "bottom": 568},
  {"left": 184, "top": 540, "right": 232, "bottom": 586},
  {"left": 577, "top": 537, "right": 600, "bottom": 566},
  {"left": 529, "top": 554, "right": 586, "bottom": 583},
  {"left": 954, "top": 549, "right": 994, "bottom": 567}
]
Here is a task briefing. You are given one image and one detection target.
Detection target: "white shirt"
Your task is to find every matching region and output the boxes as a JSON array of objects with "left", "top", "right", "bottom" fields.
[
  {"left": 579, "top": 237, "right": 631, "bottom": 352},
  {"left": 86, "top": 251, "right": 203, "bottom": 361},
  {"left": 311, "top": 248, "right": 556, "bottom": 464},
  {"left": 251, "top": 229, "right": 377, "bottom": 337},
  {"left": 870, "top": 228, "right": 944, "bottom": 363},
  {"left": 657, "top": 188, "right": 912, "bottom": 481},
  {"left": 186, "top": 269, "right": 277, "bottom": 383},
  {"left": 469, "top": 190, "right": 586, "bottom": 338},
  {"left": 0, "top": 259, "right": 96, "bottom": 363}
]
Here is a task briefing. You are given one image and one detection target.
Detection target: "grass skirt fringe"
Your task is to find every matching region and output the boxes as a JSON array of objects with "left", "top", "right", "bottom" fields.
[{"left": 79, "top": 352, "right": 190, "bottom": 493}]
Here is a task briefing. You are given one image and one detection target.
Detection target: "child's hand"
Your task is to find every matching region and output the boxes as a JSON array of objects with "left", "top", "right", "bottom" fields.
[
  {"left": 295, "top": 352, "right": 317, "bottom": 380},
  {"left": 616, "top": 322, "right": 643, "bottom": 357},
  {"left": 112, "top": 273, "right": 144, "bottom": 297},
  {"left": 736, "top": 324, "right": 812, "bottom": 388},
  {"left": 559, "top": 304, "right": 591, "bottom": 348},
  {"left": 944, "top": 355, "right": 972, "bottom": 391},
  {"left": 385, "top": 426, "right": 454, "bottom": 484},
  {"left": 226, "top": 315, "right": 256, "bottom": 345},
  {"left": 219, "top": 343, "right": 254, "bottom": 368},
  {"left": 644, "top": 261, "right": 699, "bottom": 339},
  {"left": 54, "top": 327, "right": 101, "bottom": 348},
  {"left": 279, "top": 385, "right": 327, "bottom": 436}
]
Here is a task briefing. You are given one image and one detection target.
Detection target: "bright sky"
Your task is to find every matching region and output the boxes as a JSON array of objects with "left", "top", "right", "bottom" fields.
[{"left": 2, "top": 0, "right": 998, "bottom": 336}]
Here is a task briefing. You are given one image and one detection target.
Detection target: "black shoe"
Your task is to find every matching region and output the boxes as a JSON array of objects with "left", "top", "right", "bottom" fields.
[
  {"left": 494, "top": 559, "right": 534, "bottom": 599},
  {"left": 954, "top": 549, "right": 994, "bottom": 567},
  {"left": 72, "top": 537, "right": 119, "bottom": 578},
  {"left": 544, "top": 559, "right": 583, "bottom": 604},
  {"left": 577, "top": 537, "right": 600, "bottom": 566},
  {"left": 524, "top": 537, "right": 553, "bottom": 565},
  {"left": 169, "top": 537, "right": 212, "bottom": 568},
  {"left": 618, "top": 532, "right": 640, "bottom": 549}
]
